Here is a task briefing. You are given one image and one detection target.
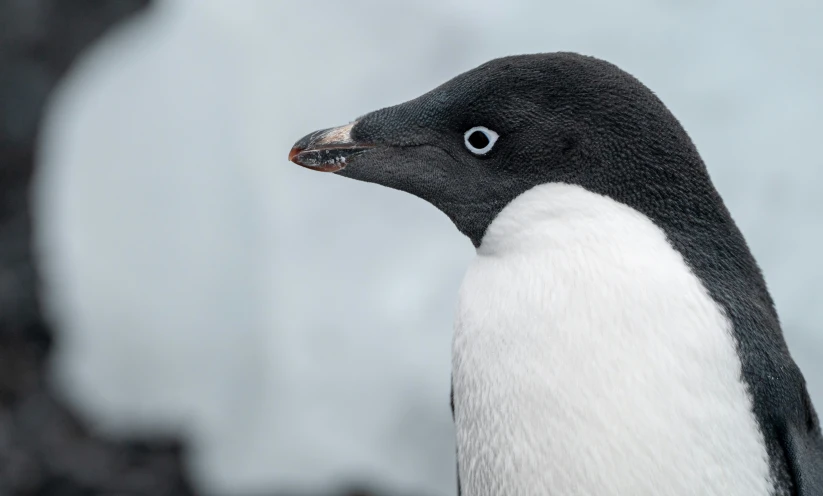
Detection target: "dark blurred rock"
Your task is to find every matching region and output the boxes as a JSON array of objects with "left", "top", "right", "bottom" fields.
[{"left": 0, "top": 0, "right": 196, "bottom": 495}]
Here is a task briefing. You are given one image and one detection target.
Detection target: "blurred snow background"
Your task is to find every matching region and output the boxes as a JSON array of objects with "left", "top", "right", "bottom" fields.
[{"left": 28, "top": 0, "right": 822, "bottom": 495}]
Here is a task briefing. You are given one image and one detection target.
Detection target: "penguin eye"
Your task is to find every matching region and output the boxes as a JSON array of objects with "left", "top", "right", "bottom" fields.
[{"left": 464, "top": 126, "right": 499, "bottom": 155}]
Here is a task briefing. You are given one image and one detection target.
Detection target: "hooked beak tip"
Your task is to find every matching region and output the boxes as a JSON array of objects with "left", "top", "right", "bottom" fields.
[{"left": 288, "top": 147, "right": 302, "bottom": 164}]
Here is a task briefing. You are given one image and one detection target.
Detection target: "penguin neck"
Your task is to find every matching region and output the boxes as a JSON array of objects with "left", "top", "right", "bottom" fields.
[
  {"left": 452, "top": 181, "right": 774, "bottom": 495},
  {"left": 476, "top": 181, "right": 656, "bottom": 256}
]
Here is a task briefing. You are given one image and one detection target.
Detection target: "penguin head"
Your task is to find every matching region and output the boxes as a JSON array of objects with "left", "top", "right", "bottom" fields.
[{"left": 290, "top": 52, "right": 714, "bottom": 247}]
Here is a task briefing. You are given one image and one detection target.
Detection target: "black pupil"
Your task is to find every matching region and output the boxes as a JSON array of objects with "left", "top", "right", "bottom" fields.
[{"left": 468, "top": 130, "right": 490, "bottom": 149}]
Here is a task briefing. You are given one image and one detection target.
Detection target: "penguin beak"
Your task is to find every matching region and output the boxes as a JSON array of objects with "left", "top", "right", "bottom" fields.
[{"left": 289, "top": 122, "right": 375, "bottom": 173}]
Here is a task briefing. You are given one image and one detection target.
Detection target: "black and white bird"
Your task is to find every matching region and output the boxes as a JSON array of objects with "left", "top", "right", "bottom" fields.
[{"left": 288, "top": 53, "right": 823, "bottom": 496}]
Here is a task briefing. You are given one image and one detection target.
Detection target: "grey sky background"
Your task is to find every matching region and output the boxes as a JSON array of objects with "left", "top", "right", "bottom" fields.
[{"left": 32, "top": 1, "right": 822, "bottom": 495}]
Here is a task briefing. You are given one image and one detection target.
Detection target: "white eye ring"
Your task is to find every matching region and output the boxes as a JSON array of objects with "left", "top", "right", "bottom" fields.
[{"left": 464, "top": 126, "right": 499, "bottom": 155}]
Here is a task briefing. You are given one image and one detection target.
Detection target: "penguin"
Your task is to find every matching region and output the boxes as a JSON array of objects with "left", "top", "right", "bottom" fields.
[{"left": 287, "top": 53, "right": 823, "bottom": 495}]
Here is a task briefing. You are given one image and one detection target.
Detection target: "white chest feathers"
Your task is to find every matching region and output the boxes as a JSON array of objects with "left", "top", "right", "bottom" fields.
[{"left": 452, "top": 183, "right": 774, "bottom": 496}]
